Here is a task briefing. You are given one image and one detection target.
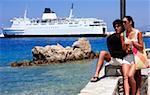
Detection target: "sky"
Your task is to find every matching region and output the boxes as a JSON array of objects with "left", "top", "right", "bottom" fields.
[{"left": 0, "top": 0, "right": 150, "bottom": 31}]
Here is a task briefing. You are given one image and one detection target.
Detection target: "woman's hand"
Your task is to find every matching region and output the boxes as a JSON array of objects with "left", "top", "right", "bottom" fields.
[
  {"left": 125, "top": 44, "right": 132, "bottom": 54},
  {"left": 125, "top": 38, "right": 133, "bottom": 45}
]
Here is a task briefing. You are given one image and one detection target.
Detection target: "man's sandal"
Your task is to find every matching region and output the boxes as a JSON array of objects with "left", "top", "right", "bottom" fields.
[{"left": 90, "top": 77, "right": 100, "bottom": 82}]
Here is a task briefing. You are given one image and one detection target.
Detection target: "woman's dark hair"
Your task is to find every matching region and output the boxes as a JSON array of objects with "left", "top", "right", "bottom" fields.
[
  {"left": 113, "top": 19, "right": 125, "bottom": 32},
  {"left": 124, "top": 16, "right": 135, "bottom": 28}
]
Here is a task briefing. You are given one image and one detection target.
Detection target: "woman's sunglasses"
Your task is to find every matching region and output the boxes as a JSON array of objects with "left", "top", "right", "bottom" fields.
[{"left": 123, "top": 21, "right": 127, "bottom": 24}]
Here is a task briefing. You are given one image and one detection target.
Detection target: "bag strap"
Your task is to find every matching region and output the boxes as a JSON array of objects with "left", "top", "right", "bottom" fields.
[
  {"left": 123, "top": 31, "right": 126, "bottom": 40},
  {"left": 142, "top": 43, "right": 148, "bottom": 58}
]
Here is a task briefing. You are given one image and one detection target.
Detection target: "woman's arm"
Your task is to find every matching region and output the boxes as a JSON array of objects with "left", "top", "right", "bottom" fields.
[{"left": 132, "top": 32, "right": 144, "bottom": 51}]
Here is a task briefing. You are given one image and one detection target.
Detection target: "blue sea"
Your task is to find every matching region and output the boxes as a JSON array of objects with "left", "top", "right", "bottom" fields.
[{"left": 0, "top": 37, "right": 150, "bottom": 95}]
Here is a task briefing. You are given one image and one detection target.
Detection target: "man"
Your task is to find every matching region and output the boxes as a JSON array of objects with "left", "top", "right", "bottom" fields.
[{"left": 91, "top": 19, "right": 126, "bottom": 82}]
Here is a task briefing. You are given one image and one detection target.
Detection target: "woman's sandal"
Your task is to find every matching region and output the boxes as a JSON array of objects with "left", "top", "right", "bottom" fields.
[{"left": 90, "top": 77, "right": 100, "bottom": 82}]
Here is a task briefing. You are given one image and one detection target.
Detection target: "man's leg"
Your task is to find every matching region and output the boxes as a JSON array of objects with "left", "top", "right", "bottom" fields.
[{"left": 91, "top": 51, "right": 111, "bottom": 82}]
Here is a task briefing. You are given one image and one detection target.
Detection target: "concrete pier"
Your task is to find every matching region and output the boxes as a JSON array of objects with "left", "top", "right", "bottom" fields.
[{"left": 79, "top": 66, "right": 149, "bottom": 95}]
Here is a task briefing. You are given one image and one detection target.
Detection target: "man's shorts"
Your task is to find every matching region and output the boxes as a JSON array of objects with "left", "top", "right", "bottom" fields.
[{"left": 109, "top": 57, "right": 122, "bottom": 66}]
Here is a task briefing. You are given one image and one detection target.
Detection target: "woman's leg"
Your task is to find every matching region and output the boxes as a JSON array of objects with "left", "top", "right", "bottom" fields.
[
  {"left": 135, "top": 70, "right": 141, "bottom": 95},
  {"left": 128, "top": 64, "right": 136, "bottom": 95},
  {"left": 122, "top": 64, "right": 130, "bottom": 95},
  {"left": 92, "top": 51, "right": 111, "bottom": 78}
]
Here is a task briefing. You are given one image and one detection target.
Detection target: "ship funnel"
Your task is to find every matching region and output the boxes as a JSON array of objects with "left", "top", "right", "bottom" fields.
[
  {"left": 68, "top": 3, "right": 74, "bottom": 19},
  {"left": 42, "top": 8, "right": 57, "bottom": 20}
]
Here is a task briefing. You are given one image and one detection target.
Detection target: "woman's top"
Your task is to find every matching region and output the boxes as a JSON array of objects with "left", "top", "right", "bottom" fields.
[
  {"left": 124, "top": 28, "right": 139, "bottom": 44},
  {"left": 122, "top": 28, "right": 140, "bottom": 64},
  {"left": 124, "top": 29, "right": 140, "bottom": 54}
]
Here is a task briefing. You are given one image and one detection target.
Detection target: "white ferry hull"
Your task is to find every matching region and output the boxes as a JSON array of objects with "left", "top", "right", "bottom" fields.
[{"left": 3, "top": 26, "right": 107, "bottom": 37}]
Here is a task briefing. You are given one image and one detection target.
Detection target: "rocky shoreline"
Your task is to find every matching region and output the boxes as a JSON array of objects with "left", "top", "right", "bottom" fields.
[{"left": 11, "top": 38, "right": 99, "bottom": 67}]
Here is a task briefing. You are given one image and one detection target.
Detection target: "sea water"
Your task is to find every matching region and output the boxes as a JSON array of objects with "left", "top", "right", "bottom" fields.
[{"left": 0, "top": 37, "right": 150, "bottom": 95}]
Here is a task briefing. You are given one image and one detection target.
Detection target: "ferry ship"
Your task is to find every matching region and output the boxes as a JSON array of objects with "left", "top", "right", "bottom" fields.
[{"left": 2, "top": 4, "right": 107, "bottom": 37}]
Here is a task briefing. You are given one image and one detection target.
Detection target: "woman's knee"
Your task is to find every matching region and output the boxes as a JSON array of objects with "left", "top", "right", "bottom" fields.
[
  {"left": 128, "top": 64, "right": 136, "bottom": 80},
  {"left": 128, "top": 74, "right": 135, "bottom": 81},
  {"left": 123, "top": 74, "right": 128, "bottom": 81}
]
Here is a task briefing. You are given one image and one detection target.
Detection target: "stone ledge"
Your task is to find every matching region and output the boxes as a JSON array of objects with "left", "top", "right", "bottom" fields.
[{"left": 105, "top": 65, "right": 122, "bottom": 77}]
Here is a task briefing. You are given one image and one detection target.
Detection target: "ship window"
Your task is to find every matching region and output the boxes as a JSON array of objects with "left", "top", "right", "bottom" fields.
[
  {"left": 37, "top": 20, "right": 39, "bottom": 23},
  {"left": 93, "top": 21, "right": 100, "bottom": 23},
  {"left": 89, "top": 24, "right": 100, "bottom": 26},
  {"left": 41, "top": 20, "right": 47, "bottom": 23},
  {"left": 89, "top": 25, "right": 94, "bottom": 26}
]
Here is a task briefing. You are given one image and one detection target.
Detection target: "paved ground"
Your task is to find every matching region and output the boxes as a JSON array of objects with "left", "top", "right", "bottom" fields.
[{"left": 78, "top": 76, "right": 121, "bottom": 95}]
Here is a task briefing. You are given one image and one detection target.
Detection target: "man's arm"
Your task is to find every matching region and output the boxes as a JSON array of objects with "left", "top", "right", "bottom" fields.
[{"left": 120, "top": 33, "right": 127, "bottom": 52}]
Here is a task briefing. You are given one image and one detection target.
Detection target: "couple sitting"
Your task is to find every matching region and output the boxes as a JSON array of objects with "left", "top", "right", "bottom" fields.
[{"left": 91, "top": 16, "right": 149, "bottom": 95}]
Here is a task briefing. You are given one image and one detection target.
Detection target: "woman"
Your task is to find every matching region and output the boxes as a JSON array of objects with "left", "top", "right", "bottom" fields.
[{"left": 121, "top": 16, "right": 143, "bottom": 95}]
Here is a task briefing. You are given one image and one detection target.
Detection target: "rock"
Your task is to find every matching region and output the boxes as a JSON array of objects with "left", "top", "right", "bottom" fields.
[
  {"left": 72, "top": 37, "right": 91, "bottom": 53},
  {"left": 11, "top": 61, "right": 31, "bottom": 67},
  {"left": 11, "top": 38, "right": 99, "bottom": 67}
]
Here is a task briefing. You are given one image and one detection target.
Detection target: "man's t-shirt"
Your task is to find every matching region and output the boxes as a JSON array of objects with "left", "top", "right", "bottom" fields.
[{"left": 107, "top": 33, "right": 127, "bottom": 59}]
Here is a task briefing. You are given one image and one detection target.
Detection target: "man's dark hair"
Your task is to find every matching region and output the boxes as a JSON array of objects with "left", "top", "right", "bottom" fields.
[{"left": 113, "top": 19, "right": 125, "bottom": 32}]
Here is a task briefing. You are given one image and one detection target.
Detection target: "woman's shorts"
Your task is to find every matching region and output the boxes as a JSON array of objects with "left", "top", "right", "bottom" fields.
[
  {"left": 108, "top": 54, "right": 134, "bottom": 66},
  {"left": 122, "top": 54, "right": 134, "bottom": 64}
]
